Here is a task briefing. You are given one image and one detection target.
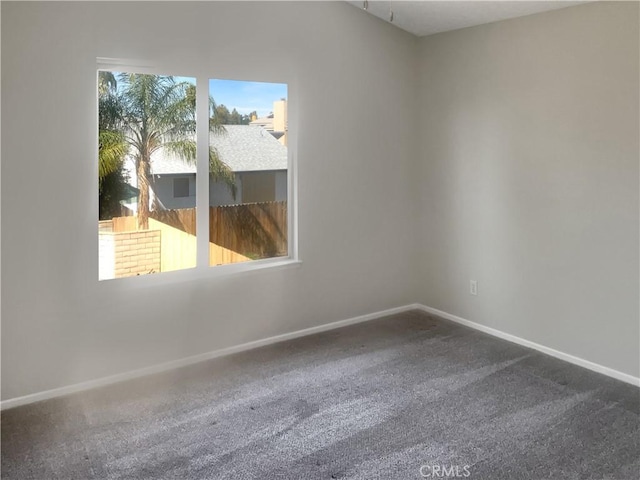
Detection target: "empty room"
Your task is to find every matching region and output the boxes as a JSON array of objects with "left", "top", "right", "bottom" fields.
[{"left": 1, "top": 1, "right": 638, "bottom": 479}]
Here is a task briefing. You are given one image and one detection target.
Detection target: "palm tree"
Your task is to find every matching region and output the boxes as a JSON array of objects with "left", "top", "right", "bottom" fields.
[
  {"left": 98, "top": 72, "right": 129, "bottom": 219},
  {"left": 116, "top": 73, "right": 236, "bottom": 230}
]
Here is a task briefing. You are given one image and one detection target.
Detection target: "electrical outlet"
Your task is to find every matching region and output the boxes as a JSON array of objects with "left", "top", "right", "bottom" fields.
[{"left": 470, "top": 280, "right": 478, "bottom": 296}]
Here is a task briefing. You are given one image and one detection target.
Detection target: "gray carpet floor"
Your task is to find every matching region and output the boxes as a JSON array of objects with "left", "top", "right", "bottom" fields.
[{"left": 2, "top": 310, "right": 639, "bottom": 479}]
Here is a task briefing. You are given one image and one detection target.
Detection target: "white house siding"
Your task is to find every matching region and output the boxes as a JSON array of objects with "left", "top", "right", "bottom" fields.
[
  {"left": 240, "top": 171, "right": 275, "bottom": 203},
  {"left": 151, "top": 174, "right": 196, "bottom": 210},
  {"left": 150, "top": 173, "right": 241, "bottom": 209},
  {"left": 210, "top": 176, "right": 241, "bottom": 207},
  {"left": 150, "top": 171, "right": 287, "bottom": 209},
  {"left": 275, "top": 171, "right": 287, "bottom": 202}
]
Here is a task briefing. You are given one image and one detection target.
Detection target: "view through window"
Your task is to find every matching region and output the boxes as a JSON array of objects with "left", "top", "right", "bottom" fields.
[
  {"left": 208, "top": 79, "right": 288, "bottom": 266},
  {"left": 98, "top": 71, "right": 288, "bottom": 280}
]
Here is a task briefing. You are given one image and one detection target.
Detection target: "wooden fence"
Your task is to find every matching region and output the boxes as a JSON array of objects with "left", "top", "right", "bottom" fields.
[
  {"left": 112, "top": 216, "right": 137, "bottom": 233},
  {"left": 150, "top": 208, "right": 196, "bottom": 235},
  {"left": 149, "top": 201, "right": 287, "bottom": 259},
  {"left": 210, "top": 202, "right": 287, "bottom": 258},
  {"left": 148, "top": 218, "right": 250, "bottom": 271}
]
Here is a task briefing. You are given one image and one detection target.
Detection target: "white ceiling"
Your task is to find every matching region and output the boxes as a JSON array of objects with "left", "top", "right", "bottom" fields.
[{"left": 346, "top": 1, "right": 588, "bottom": 37}]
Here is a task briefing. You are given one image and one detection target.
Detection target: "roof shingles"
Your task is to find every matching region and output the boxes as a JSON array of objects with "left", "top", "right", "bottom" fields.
[{"left": 150, "top": 125, "right": 287, "bottom": 175}]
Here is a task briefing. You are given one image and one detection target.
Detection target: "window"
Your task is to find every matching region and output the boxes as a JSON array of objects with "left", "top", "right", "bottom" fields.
[
  {"left": 173, "top": 177, "right": 190, "bottom": 198},
  {"left": 208, "top": 79, "right": 288, "bottom": 265},
  {"left": 98, "top": 65, "right": 292, "bottom": 280}
]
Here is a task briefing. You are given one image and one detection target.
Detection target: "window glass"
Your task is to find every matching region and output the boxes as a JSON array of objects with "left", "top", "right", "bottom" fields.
[
  {"left": 208, "top": 79, "right": 288, "bottom": 266},
  {"left": 98, "top": 71, "right": 197, "bottom": 279},
  {"left": 173, "top": 177, "right": 190, "bottom": 198}
]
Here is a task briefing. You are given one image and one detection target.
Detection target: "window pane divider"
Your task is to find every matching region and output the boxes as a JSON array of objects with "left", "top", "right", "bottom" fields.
[{"left": 195, "top": 76, "right": 210, "bottom": 269}]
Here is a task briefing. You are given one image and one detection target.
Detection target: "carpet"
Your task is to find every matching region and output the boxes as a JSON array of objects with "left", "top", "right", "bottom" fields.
[{"left": 2, "top": 310, "right": 639, "bottom": 479}]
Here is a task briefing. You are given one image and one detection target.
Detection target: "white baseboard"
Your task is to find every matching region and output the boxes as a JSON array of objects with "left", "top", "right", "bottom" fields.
[
  {"left": 3, "top": 302, "right": 637, "bottom": 410},
  {"left": 0, "top": 304, "right": 417, "bottom": 411},
  {"left": 416, "top": 304, "right": 640, "bottom": 388}
]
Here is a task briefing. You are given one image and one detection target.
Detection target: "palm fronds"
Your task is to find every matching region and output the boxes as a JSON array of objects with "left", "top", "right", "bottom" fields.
[
  {"left": 98, "top": 130, "right": 128, "bottom": 179},
  {"left": 108, "top": 73, "right": 237, "bottom": 229}
]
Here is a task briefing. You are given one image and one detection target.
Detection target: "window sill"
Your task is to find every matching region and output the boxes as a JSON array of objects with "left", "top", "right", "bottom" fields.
[{"left": 99, "top": 257, "right": 302, "bottom": 290}]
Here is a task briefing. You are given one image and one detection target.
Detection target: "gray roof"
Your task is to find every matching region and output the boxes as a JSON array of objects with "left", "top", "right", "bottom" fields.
[{"left": 150, "top": 125, "right": 287, "bottom": 175}]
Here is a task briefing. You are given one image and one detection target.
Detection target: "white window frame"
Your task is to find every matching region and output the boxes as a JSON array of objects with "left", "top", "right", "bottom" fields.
[{"left": 97, "top": 58, "right": 300, "bottom": 285}]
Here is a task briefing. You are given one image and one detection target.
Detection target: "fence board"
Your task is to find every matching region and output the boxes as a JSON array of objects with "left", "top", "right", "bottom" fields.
[
  {"left": 150, "top": 209, "right": 196, "bottom": 236},
  {"left": 209, "top": 202, "right": 287, "bottom": 259},
  {"left": 148, "top": 201, "right": 287, "bottom": 260},
  {"left": 112, "top": 216, "right": 137, "bottom": 233}
]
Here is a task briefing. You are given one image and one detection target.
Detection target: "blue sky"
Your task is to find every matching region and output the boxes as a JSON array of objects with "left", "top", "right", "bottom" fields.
[
  {"left": 209, "top": 79, "right": 287, "bottom": 117},
  {"left": 110, "top": 72, "right": 286, "bottom": 118},
  {"left": 175, "top": 77, "right": 287, "bottom": 116}
]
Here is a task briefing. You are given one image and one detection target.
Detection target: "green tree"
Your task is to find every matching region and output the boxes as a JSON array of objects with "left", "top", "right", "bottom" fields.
[
  {"left": 116, "top": 74, "right": 235, "bottom": 230},
  {"left": 229, "top": 108, "right": 242, "bottom": 125},
  {"left": 214, "top": 104, "right": 231, "bottom": 124},
  {"left": 243, "top": 111, "right": 258, "bottom": 125},
  {"left": 212, "top": 104, "right": 255, "bottom": 125},
  {"left": 98, "top": 72, "right": 129, "bottom": 220}
]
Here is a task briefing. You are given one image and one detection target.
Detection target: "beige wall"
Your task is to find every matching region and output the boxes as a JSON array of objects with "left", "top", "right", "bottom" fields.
[
  {"left": 2, "top": 1, "right": 638, "bottom": 402},
  {"left": 417, "top": 1, "right": 639, "bottom": 376},
  {"left": 273, "top": 99, "right": 288, "bottom": 145},
  {"left": 1, "top": 1, "right": 419, "bottom": 400}
]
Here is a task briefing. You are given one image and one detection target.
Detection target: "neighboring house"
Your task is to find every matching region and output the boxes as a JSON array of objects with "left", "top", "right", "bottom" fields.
[
  {"left": 124, "top": 125, "right": 287, "bottom": 211},
  {"left": 250, "top": 99, "right": 288, "bottom": 146}
]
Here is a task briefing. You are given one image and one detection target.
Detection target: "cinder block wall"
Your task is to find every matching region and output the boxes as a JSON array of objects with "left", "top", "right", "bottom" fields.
[{"left": 113, "top": 231, "right": 161, "bottom": 277}]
